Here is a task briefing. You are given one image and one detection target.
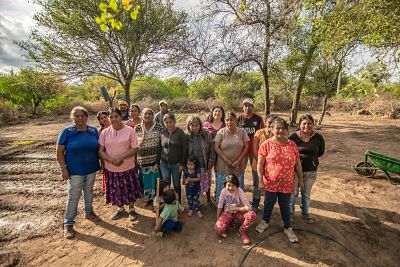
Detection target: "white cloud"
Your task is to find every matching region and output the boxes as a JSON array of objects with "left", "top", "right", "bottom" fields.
[{"left": 0, "top": 0, "right": 41, "bottom": 73}]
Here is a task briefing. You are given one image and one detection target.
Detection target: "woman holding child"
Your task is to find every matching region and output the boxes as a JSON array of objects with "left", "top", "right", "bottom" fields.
[{"left": 186, "top": 115, "right": 216, "bottom": 206}]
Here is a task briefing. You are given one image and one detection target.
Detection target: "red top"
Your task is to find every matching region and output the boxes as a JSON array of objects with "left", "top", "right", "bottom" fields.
[{"left": 258, "top": 139, "right": 299, "bottom": 193}]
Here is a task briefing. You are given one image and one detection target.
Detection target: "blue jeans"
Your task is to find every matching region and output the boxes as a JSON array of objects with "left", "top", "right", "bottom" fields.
[
  {"left": 290, "top": 171, "right": 317, "bottom": 216},
  {"left": 64, "top": 172, "right": 97, "bottom": 225},
  {"left": 160, "top": 161, "right": 181, "bottom": 202},
  {"left": 263, "top": 191, "right": 291, "bottom": 229},
  {"left": 162, "top": 219, "right": 183, "bottom": 233},
  {"left": 244, "top": 154, "right": 260, "bottom": 208}
]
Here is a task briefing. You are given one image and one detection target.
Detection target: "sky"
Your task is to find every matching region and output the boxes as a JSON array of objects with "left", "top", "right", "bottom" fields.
[
  {"left": 0, "top": 0, "right": 199, "bottom": 73},
  {"left": 0, "top": 0, "right": 397, "bottom": 81}
]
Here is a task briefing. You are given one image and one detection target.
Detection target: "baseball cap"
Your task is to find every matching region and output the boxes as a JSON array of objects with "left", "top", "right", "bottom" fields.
[
  {"left": 242, "top": 98, "right": 254, "bottom": 105},
  {"left": 159, "top": 100, "right": 168, "bottom": 105},
  {"left": 117, "top": 98, "right": 128, "bottom": 106}
]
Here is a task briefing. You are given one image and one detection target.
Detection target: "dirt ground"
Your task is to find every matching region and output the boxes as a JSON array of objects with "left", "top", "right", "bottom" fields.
[{"left": 0, "top": 112, "right": 399, "bottom": 267}]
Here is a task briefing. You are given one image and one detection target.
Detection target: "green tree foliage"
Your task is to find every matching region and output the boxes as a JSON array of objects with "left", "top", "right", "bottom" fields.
[
  {"left": 19, "top": 0, "right": 187, "bottom": 105},
  {"left": 356, "top": 61, "right": 391, "bottom": 86},
  {"left": 80, "top": 76, "right": 121, "bottom": 101},
  {"left": 131, "top": 76, "right": 170, "bottom": 101},
  {"left": 0, "top": 68, "right": 65, "bottom": 115},
  {"left": 164, "top": 77, "right": 189, "bottom": 98},
  {"left": 188, "top": 78, "right": 218, "bottom": 100}
]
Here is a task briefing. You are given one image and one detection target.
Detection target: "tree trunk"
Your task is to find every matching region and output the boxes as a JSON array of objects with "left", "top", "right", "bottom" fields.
[
  {"left": 318, "top": 94, "right": 328, "bottom": 125},
  {"left": 123, "top": 78, "right": 132, "bottom": 107},
  {"left": 262, "top": 2, "right": 272, "bottom": 116},
  {"left": 336, "top": 71, "right": 342, "bottom": 95},
  {"left": 263, "top": 70, "right": 270, "bottom": 115},
  {"left": 289, "top": 45, "right": 317, "bottom": 126}
]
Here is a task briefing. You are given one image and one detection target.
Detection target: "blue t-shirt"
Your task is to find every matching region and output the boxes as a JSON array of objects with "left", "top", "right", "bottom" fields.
[
  {"left": 57, "top": 125, "right": 100, "bottom": 176},
  {"left": 183, "top": 168, "right": 201, "bottom": 179}
]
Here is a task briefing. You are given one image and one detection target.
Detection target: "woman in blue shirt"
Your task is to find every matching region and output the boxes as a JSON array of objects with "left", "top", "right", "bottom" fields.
[{"left": 56, "top": 106, "right": 101, "bottom": 239}]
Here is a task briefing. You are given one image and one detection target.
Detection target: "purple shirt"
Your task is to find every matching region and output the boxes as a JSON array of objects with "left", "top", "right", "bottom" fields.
[{"left": 203, "top": 121, "right": 226, "bottom": 139}]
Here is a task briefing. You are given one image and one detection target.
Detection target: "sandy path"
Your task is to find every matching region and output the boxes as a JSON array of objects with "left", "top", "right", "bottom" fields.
[{"left": 0, "top": 113, "right": 399, "bottom": 267}]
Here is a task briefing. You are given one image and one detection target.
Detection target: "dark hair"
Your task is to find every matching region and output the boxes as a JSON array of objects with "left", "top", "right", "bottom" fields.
[
  {"left": 270, "top": 117, "right": 289, "bottom": 130},
  {"left": 130, "top": 104, "right": 141, "bottom": 113},
  {"left": 299, "top": 114, "right": 315, "bottom": 125},
  {"left": 187, "top": 156, "right": 198, "bottom": 169},
  {"left": 224, "top": 174, "right": 240, "bottom": 188},
  {"left": 97, "top": 111, "right": 109, "bottom": 126},
  {"left": 109, "top": 107, "right": 122, "bottom": 117},
  {"left": 163, "top": 189, "right": 177, "bottom": 204},
  {"left": 163, "top": 112, "right": 175, "bottom": 122},
  {"left": 206, "top": 106, "right": 225, "bottom": 123},
  {"left": 158, "top": 180, "right": 169, "bottom": 197},
  {"left": 186, "top": 115, "right": 202, "bottom": 134},
  {"left": 225, "top": 111, "right": 237, "bottom": 121}
]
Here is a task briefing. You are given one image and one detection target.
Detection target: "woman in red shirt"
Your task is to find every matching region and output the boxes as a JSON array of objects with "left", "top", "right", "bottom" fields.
[{"left": 256, "top": 117, "right": 304, "bottom": 243}]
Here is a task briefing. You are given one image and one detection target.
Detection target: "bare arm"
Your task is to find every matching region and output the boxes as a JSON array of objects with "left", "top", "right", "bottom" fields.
[
  {"left": 216, "top": 208, "right": 222, "bottom": 220},
  {"left": 98, "top": 145, "right": 114, "bottom": 162},
  {"left": 214, "top": 142, "right": 232, "bottom": 166},
  {"left": 232, "top": 141, "right": 249, "bottom": 169},
  {"left": 294, "top": 157, "right": 304, "bottom": 191},
  {"left": 253, "top": 136, "right": 260, "bottom": 158},
  {"left": 56, "top": 144, "right": 69, "bottom": 180},
  {"left": 154, "top": 216, "right": 163, "bottom": 231},
  {"left": 257, "top": 155, "right": 266, "bottom": 192}
]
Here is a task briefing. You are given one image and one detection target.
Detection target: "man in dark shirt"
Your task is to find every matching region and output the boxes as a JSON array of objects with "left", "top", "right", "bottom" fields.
[
  {"left": 237, "top": 98, "right": 264, "bottom": 210},
  {"left": 117, "top": 98, "right": 130, "bottom": 121},
  {"left": 155, "top": 100, "right": 173, "bottom": 128}
]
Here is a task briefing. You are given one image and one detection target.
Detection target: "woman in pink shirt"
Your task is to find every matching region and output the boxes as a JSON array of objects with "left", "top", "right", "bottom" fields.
[{"left": 99, "top": 107, "right": 140, "bottom": 221}]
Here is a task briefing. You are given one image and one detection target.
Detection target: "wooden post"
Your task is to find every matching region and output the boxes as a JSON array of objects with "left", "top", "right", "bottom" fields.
[{"left": 155, "top": 178, "right": 160, "bottom": 223}]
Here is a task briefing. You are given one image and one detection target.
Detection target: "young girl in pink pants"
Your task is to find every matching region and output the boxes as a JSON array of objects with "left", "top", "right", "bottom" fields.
[{"left": 215, "top": 174, "right": 256, "bottom": 244}]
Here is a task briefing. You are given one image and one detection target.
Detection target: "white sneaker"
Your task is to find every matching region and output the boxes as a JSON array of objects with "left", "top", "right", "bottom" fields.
[
  {"left": 256, "top": 220, "right": 269, "bottom": 233},
  {"left": 284, "top": 228, "right": 298, "bottom": 243}
]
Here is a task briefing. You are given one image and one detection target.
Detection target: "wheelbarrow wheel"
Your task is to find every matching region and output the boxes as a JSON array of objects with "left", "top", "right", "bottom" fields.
[{"left": 354, "top": 161, "right": 377, "bottom": 177}]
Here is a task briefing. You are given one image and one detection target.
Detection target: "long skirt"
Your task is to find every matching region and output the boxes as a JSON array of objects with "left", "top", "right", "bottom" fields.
[
  {"left": 200, "top": 168, "right": 211, "bottom": 193},
  {"left": 138, "top": 166, "right": 160, "bottom": 201},
  {"left": 105, "top": 168, "right": 141, "bottom": 206},
  {"left": 215, "top": 171, "right": 244, "bottom": 202}
]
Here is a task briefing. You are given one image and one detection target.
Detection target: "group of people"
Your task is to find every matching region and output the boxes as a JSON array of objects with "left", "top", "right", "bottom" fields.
[{"left": 56, "top": 98, "right": 325, "bottom": 245}]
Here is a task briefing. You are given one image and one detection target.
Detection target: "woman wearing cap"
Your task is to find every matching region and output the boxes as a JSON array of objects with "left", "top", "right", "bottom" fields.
[
  {"left": 214, "top": 111, "right": 249, "bottom": 202},
  {"left": 135, "top": 108, "right": 163, "bottom": 206},
  {"left": 56, "top": 106, "right": 101, "bottom": 239}
]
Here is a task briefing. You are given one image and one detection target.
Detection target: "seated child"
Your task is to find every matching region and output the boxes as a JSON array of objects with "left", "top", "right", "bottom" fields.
[
  {"left": 215, "top": 174, "right": 256, "bottom": 244},
  {"left": 182, "top": 157, "right": 203, "bottom": 218},
  {"left": 154, "top": 189, "right": 184, "bottom": 237},
  {"left": 153, "top": 180, "right": 170, "bottom": 213}
]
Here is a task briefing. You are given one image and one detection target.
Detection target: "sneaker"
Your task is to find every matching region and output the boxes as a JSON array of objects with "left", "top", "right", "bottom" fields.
[
  {"left": 187, "top": 210, "right": 193, "bottom": 217},
  {"left": 128, "top": 210, "right": 136, "bottom": 221},
  {"left": 196, "top": 211, "right": 203, "bottom": 218},
  {"left": 64, "top": 225, "right": 75, "bottom": 239},
  {"left": 303, "top": 214, "right": 314, "bottom": 224},
  {"left": 239, "top": 231, "right": 250, "bottom": 245},
  {"left": 256, "top": 220, "right": 269, "bottom": 233},
  {"left": 111, "top": 209, "right": 126, "bottom": 220},
  {"left": 284, "top": 228, "right": 298, "bottom": 243},
  {"left": 84, "top": 212, "right": 101, "bottom": 222}
]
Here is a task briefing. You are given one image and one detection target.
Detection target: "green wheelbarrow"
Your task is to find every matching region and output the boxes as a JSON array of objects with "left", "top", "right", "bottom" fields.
[{"left": 353, "top": 150, "right": 400, "bottom": 184}]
